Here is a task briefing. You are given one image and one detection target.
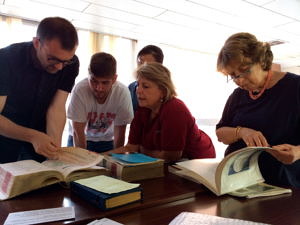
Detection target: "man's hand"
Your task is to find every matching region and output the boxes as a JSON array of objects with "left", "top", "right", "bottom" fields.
[
  {"left": 266, "top": 144, "right": 300, "bottom": 164},
  {"left": 30, "top": 131, "right": 59, "bottom": 159}
]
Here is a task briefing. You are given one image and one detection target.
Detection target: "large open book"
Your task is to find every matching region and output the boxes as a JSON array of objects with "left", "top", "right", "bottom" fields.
[
  {"left": 171, "top": 147, "right": 291, "bottom": 198},
  {"left": 0, "top": 147, "right": 108, "bottom": 200}
]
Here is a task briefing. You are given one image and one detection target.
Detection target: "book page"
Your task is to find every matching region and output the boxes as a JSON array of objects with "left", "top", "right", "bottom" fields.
[
  {"left": 175, "top": 159, "right": 221, "bottom": 192},
  {"left": 42, "top": 147, "right": 103, "bottom": 178},
  {"left": 88, "top": 218, "right": 123, "bottom": 225},
  {"left": 169, "top": 212, "right": 270, "bottom": 225},
  {"left": 1, "top": 160, "right": 52, "bottom": 176},
  {"left": 217, "top": 147, "right": 265, "bottom": 194},
  {"left": 229, "top": 183, "right": 292, "bottom": 198},
  {"left": 0, "top": 160, "right": 58, "bottom": 199},
  {"left": 4, "top": 206, "right": 74, "bottom": 225},
  {"left": 74, "top": 175, "right": 140, "bottom": 194}
]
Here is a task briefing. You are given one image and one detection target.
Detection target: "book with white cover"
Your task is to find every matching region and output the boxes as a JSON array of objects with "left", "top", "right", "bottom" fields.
[
  {"left": 0, "top": 147, "right": 108, "bottom": 200},
  {"left": 171, "top": 147, "right": 291, "bottom": 198}
]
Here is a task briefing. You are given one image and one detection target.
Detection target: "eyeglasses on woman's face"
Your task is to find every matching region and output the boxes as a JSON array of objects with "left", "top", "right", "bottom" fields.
[{"left": 226, "top": 66, "right": 253, "bottom": 83}]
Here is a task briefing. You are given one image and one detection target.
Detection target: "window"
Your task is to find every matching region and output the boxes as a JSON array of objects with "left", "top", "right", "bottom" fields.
[{"left": 0, "top": 16, "right": 232, "bottom": 157}]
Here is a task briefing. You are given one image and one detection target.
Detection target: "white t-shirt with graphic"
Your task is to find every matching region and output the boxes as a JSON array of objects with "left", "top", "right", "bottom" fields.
[{"left": 67, "top": 78, "right": 134, "bottom": 142}]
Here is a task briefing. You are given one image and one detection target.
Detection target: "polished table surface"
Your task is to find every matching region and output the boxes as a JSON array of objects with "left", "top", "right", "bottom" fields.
[
  {"left": 0, "top": 171, "right": 203, "bottom": 225},
  {"left": 0, "top": 170, "right": 299, "bottom": 225},
  {"left": 109, "top": 188, "right": 300, "bottom": 225}
]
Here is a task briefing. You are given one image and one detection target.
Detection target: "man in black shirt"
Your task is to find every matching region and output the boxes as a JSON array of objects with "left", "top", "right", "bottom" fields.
[{"left": 0, "top": 17, "right": 79, "bottom": 163}]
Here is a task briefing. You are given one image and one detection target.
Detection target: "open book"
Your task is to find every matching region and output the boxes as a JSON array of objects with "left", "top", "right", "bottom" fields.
[
  {"left": 171, "top": 147, "right": 291, "bottom": 198},
  {"left": 0, "top": 147, "right": 108, "bottom": 200}
]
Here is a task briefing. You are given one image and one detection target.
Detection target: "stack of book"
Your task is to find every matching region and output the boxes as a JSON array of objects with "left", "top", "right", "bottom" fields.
[{"left": 102, "top": 153, "right": 164, "bottom": 182}]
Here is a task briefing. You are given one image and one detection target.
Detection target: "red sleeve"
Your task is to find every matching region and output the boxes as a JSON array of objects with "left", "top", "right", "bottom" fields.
[
  {"left": 128, "top": 108, "right": 147, "bottom": 145},
  {"left": 159, "top": 99, "right": 193, "bottom": 152}
]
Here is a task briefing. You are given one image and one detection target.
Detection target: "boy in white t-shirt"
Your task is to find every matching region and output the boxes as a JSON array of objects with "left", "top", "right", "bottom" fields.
[{"left": 67, "top": 52, "right": 133, "bottom": 153}]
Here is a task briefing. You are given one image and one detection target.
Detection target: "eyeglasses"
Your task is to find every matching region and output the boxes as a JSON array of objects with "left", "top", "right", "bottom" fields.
[
  {"left": 47, "top": 56, "right": 75, "bottom": 66},
  {"left": 226, "top": 67, "right": 252, "bottom": 83},
  {"left": 38, "top": 38, "right": 75, "bottom": 66}
]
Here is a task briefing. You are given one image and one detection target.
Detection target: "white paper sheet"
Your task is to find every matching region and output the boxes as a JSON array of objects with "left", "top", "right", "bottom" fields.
[
  {"left": 87, "top": 218, "right": 124, "bottom": 225},
  {"left": 169, "top": 212, "right": 270, "bottom": 225},
  {"left": 4, "top": 206, "right": 75, "bottom": 225}
]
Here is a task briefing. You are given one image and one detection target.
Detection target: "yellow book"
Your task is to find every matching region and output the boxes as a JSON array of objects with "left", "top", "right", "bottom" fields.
[{"left": 70, "top": 175, "right": 142, "bottom": 210}]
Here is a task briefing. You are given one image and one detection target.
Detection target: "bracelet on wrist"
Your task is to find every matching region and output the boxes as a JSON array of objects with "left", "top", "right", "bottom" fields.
[{"left": 235, "top": 126, "right": 242, "bottom": 140}]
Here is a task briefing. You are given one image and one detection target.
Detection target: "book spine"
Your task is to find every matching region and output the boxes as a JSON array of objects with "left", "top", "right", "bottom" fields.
[
  {"left": 103, "top": 159, "right": 123, "bottom": 179},
  {"left": 70, "top": 182, "right": 106, "bottom": 210}
]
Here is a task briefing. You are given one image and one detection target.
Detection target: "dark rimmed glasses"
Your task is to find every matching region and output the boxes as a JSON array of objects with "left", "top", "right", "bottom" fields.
[
  {"left": 47, "top": 56, "right": 75, "bottom": 66},
  {"left": 38, "top": 38, "right": 75, "bottom": 67}
]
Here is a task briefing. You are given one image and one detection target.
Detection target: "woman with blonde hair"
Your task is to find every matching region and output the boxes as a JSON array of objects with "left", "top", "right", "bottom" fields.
[{"left": 108, "top": 62, "right": 215, "bottom": 162}]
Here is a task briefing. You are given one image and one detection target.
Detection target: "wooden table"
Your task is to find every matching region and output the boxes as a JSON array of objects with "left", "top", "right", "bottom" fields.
[
  {"left": 1, "top": 169, "right": 299, "bottom": 225},
  {"left": 109, "top": 187, "right": 300, "bottom": 225},
  {"left": 0, "top": 172, "right": 203, "bottom": 225}
]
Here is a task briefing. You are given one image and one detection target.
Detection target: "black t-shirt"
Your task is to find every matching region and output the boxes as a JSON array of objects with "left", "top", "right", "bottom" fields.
[
  {"left": 216, "top": 73, "right": 300, "bottom": 187},
  {"left": 0, "top": 42, "right": 79, "bottom": 162}
]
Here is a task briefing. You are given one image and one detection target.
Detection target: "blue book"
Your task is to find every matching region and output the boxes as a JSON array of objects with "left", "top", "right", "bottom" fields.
[
  {"left": 70, "top": 179, "right": 142, "bottom": 210},
  {"left": 111, "top": 153, "right": 158, "bottom": 164}
]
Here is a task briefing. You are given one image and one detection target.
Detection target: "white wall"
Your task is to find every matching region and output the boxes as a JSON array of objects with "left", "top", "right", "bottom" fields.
[
  {"left": 3, "top": 18, "right": 299, "bottom": 158},
  {"left": 283, "top": 66, "right": 300, "bottom": 74}
]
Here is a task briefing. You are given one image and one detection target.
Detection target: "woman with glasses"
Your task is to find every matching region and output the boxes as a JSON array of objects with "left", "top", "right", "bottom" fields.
[{"left": 216, "top": 32, "right": 300, "bottom": 187}]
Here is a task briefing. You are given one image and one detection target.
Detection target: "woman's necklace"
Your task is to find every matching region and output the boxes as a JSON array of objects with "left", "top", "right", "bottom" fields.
[{"left": 248, "top": 70, "right": 272, "bottom": 100}]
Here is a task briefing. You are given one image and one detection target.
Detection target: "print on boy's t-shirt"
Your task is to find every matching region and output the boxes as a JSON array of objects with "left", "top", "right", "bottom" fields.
[{"left": 87, "top": 112, "right": 116, "bottom": 136}]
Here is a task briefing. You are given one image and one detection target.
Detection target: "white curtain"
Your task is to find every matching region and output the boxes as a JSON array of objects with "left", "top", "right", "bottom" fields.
[
  {"left": 76, "top": 30, "right": 137, "bottom": 85},
  {"left": 0, "top": 16, "right": 36, "bottom": 48},
  {"left": 0, "top": 15, "right": 137, "bottom": 146}
]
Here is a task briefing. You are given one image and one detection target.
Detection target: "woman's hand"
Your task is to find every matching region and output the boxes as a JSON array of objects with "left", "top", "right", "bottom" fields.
[
  {"left": 140, "top": 146, "right": 182, "bottom": 163},
  {"left": 239, "top": 127, "right": 269, "bottom": 147},
  {"left": 104, "top": 144, "right": 139, "bottom": 155},
  {"left": 216, "top": 127, "right": 269, "bottom": 146},
  {"left": 266, "top": 144, "right": 300, "bottom": 164}
]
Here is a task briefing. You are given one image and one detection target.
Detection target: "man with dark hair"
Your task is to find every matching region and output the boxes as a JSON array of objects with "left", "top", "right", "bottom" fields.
[
  {"left": 128, "top": 45, "right": 164, "bottom": 112},
  {"left": 37, "top": 17, "right": 78, "bottom": 51},
  {"left": 0, "top": 17, "right": 79, "bottom": 163},
  {"left": 67, "top": 52, "right": 133, "bottom": 153}
]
